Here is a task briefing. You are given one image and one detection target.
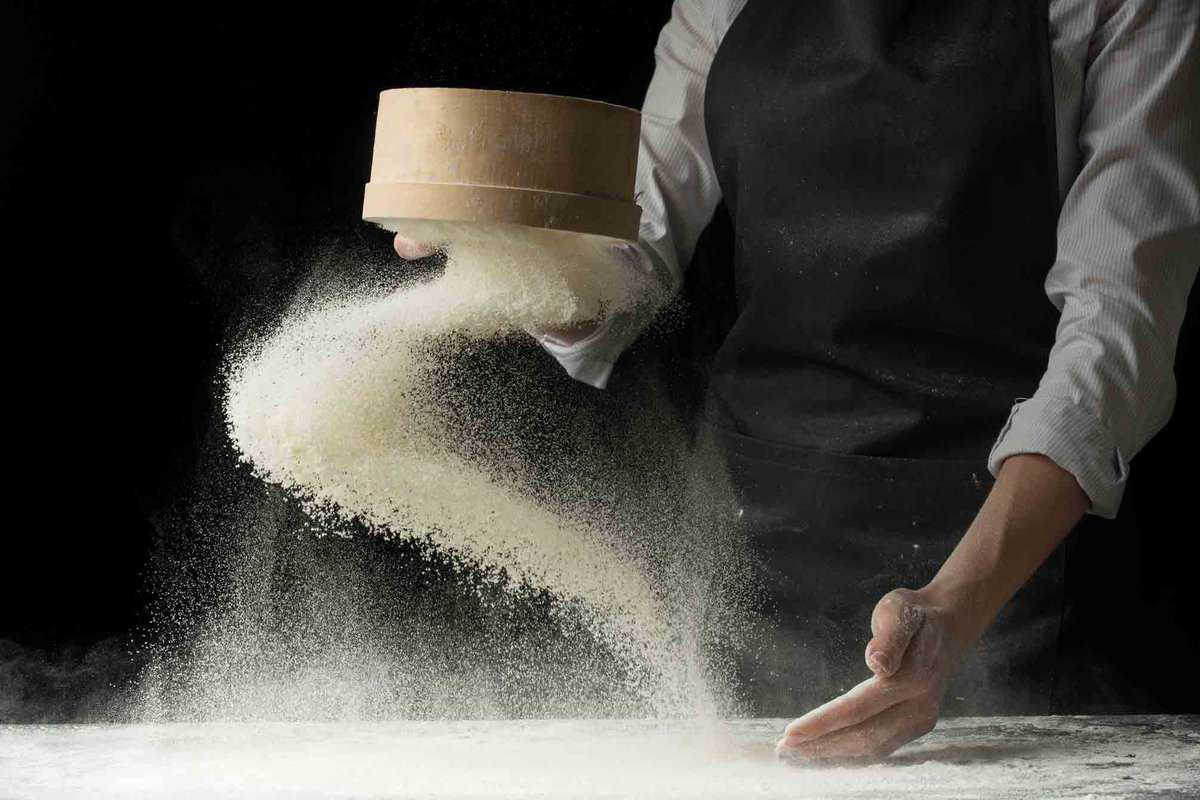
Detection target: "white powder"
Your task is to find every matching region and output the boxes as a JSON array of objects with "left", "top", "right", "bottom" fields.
[
  {"left": 222, "top": 221, "right": 714, "bottom": 714},
  {"left": 7, "top": 717, "right": 1198, "bottom": 799}
]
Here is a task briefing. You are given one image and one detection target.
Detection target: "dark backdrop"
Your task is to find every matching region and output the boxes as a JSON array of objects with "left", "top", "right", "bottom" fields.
[
  {"left": 2, "top": 1, "right": 1195, "bottom": 715},
  {"left": 1, "top": 0, "right": 672, "bottom": 646}
]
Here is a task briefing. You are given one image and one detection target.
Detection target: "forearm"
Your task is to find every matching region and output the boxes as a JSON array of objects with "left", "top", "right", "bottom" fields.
[{"left": 925, "top": 454, "right": 1088, "bottom": 641}]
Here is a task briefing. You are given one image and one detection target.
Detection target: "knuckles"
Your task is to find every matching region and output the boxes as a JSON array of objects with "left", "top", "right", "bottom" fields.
[{"left": 874, "top": 589, "right": 927, "bottom": 632}]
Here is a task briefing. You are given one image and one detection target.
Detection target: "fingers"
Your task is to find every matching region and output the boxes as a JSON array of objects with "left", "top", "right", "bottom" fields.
[
  {"left": 779, "top": 698, "right": 939, "bottom": 763},
  {"left": 779, "top": 676, "right": 907, "bottom": 747},
  {"left": 778, "top": 589, "right": 937, "bottom": 753},
  {"left": 778, "top": 587, "right": 953, "bottom": 764},
  {"left": 393, "top": 234, "right": 437, "bottom": 260},
  {"left": 865, "top": 589, "right": 925, "bottom": 678}
]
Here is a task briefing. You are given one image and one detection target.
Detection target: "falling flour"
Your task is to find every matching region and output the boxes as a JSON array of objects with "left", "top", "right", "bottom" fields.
[{"left": 222, "top": 221, "right": 712, "bottom": 713}]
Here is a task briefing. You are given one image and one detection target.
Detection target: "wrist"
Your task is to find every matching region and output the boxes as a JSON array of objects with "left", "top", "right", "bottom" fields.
[
  {"left": 922, "top": 454, "right": 1087, "bottom": 641},
  {"left": 918, "top": 578, "right": 999, "bottom": 645}
]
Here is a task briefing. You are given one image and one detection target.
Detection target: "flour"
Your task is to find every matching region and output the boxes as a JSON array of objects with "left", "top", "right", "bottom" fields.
[
  {"left": 6, "top": 717, "right": 1198, "bottom": 799},
  {"left": 221, "top": 221, "right": 717, "bottom": 715}
]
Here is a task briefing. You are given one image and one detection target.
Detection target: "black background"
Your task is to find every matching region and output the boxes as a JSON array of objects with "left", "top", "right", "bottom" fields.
[
  {"left": 2, "top": 1, "right": 1196, "bottom": 713},
  {"left": 1, "top": 0, "right": 672, "bottom": 651}
]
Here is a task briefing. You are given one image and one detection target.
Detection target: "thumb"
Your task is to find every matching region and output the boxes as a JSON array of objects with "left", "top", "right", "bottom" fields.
[{"left": 865, "top": 589, "right": 925, "bottom": 678}]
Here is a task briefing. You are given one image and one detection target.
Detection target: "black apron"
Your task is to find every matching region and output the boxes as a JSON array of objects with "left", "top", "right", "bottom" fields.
[{"left": 701, "top": 0, "right": 1070, "bottom": 716}]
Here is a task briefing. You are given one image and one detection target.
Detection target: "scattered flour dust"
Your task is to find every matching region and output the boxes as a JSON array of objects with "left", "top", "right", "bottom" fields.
[
  {"left": 8, "top": 717, "right": 1199, "bottom": 800},
  {"left": 223, "top": 220, "right": 705, "bottom": 714}
]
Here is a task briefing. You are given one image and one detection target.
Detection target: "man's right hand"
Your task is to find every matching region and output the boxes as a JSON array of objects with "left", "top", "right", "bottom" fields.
[{"left": 391, "top": 233, "right": 603, "bottom": 346}]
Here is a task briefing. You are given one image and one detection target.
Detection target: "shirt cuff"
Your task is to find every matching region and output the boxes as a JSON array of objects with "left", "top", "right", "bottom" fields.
[
  {"left": 987, "top": 395, "right": 1129, "bottom": 519},
  {"left": 537, "top": 317, "right": 618, "bottom": 389},
  {"left": 536, "top": 241, "right": 667, "bottom": 390}
]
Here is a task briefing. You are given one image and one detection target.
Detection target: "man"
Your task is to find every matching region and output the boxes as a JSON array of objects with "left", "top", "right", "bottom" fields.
[{"left": 396, "top": 0, "right": 1198, "bottom": 760}]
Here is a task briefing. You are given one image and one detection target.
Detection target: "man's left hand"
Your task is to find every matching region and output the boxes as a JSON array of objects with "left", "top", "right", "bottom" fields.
[
  {"left": 776, "top": 454, "right": 1090, "bottom": 763},
  {"left": 774, "top": 586, "right": 977, "bottom": 763}
]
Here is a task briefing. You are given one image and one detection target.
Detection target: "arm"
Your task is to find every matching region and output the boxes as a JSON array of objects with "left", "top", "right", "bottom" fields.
[
  {"left": 925, "top": 455, "right": 1087, "bottom": 640},
  {"left": 987, "top": 0, "right": 1200, "bottom": 519},
  {"left": 538, "top": 0, "right": 731, "bottom": 388},
  {"left": 779, "top": 0, "right": 1199, "bottom": 761},
  {"left": 777, "top": 455, "right": 1086, "bottom": 761}
]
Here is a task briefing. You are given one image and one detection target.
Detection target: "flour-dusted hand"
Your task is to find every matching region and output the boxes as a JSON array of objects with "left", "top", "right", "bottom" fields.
[
  {"left": 776, "top": 455, "right": 1091, "bottom": 764},
  {"left": 392, "top": 232, "right": 638, "bottom": 347},
  {"left": 774, "top": 587, "right": 974, "bottom": 763}
]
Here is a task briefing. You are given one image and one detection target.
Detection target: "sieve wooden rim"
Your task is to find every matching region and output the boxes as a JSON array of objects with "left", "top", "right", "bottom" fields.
[
  {"left": 364, "top": 87, "right": 642, "bottom": 241},
  {"left": 363, "top": 182, "right": 641, "bottom": 241}
]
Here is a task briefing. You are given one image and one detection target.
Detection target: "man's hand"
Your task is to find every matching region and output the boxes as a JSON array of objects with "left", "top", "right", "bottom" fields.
[
  {"left": 392, "top": 233, "right": 603, "bottom": 345},
  {"left": 774, "top": 586, "right": 973, "bottom": 762},
  {"left": 776, "top": 454, "right": 1090, "bottom": 764}
]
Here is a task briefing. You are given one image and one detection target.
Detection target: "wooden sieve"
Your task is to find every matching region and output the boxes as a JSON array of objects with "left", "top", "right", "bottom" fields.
[{"left": 363, "top": 88, "right": 642, "bottom": 242}]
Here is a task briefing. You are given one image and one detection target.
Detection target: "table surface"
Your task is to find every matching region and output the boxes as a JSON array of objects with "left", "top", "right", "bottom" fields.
[{"left": 1, "top": 715, "right": 1197, "bottom": 799}]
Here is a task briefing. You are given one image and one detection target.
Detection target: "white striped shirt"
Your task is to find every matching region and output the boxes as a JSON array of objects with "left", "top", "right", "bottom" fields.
[{"left": 542, "top": 0, "right": 1200, "bottom": 519}]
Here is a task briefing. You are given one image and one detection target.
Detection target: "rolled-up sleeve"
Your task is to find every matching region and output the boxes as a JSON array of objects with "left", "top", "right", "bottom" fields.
[{"left": 988, "top": 0, "right": 1200, "bottom": 518}]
